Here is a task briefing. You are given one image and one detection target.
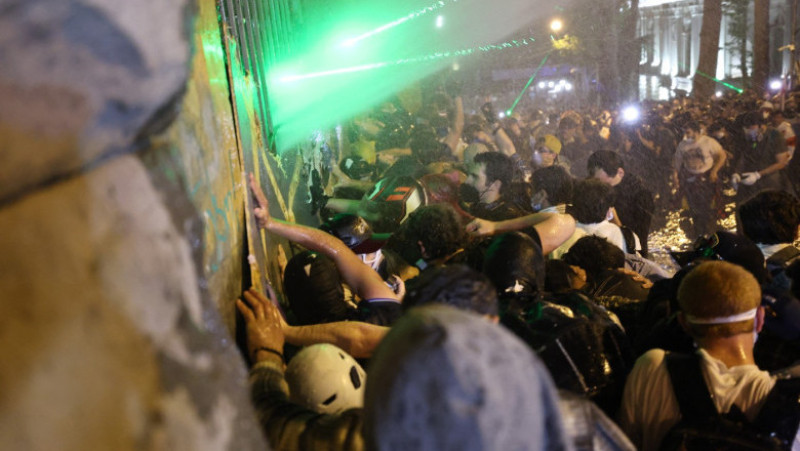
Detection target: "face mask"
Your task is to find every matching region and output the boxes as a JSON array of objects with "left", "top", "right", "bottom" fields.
[
  {"left": 532, "top": 150, "right": 543, "bottom": 166},
  {"left": 360, "top": 249, "right": 383, "bottom": 271},
  {"left": 746, "top": 129, "right": 760, "bottom": 141},
  {"left": 684, "top": 137, "right": 695, "bottom": 144}
]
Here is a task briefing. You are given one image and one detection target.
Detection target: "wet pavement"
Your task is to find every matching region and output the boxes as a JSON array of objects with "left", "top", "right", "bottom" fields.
[{"left": 646, "top": 200, "right": 738, "bottom": 273}]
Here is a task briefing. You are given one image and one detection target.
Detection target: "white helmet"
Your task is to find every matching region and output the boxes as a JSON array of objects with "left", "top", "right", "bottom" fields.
[{"left": 285, "top": 344, "right": 367, "bottom": 414}]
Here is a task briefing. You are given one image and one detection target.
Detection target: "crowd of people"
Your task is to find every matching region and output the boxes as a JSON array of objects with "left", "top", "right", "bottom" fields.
[{"left": 238, "top": 76, "right": 800, "bottom": 450}]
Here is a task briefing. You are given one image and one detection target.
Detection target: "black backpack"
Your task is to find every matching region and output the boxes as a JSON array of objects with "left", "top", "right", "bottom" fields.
[
  {"left": 660, "top": 352, "right": 800, "bottom": 451},
  {"left": 501, "top": 291, "right": 634, "bottom": 417}
]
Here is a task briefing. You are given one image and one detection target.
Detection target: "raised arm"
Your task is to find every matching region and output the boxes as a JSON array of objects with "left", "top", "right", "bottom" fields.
[
  {"left": 443, "top": 96, "right": 464, "bottom": 153},
  {"left": 494, "top": 127, "right": 517, "bottom": 157},
  {"left": 249, "top": 173, "right": 397, "bottom": 302}
]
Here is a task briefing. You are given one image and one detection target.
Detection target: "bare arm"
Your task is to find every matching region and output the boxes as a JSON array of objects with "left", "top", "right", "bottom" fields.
[
  {"left": 672, "top": 145, "right": 684, "bottom": 188},
  {"left": 533, "top": 212, "right": 578, "bottom": 255},
  {"left": 468, "top": 211, "right": 560, "bottom": 235},
  {"left": 708, "top": 146, "right": 727, "bottom": 182},
  {"left": 494, "top": 127, "right": 517, "bottom": 157},
  {"left": 443, "top": 96, "right": 464, "bottom": 153},
  {"left": 466, "top": 212, "right": 576, "bottom": 255},
  {"left": 249, "top": 173, "right": 397, "bottom": 302},
  {"left": 376, "top": 147, "right": 412, "bottom": 157},
  {"left": 757, "top": 151, "right": 791, "bottom": 177},
  {"left": 636, "top": 130, "right": 655, "bottom": 152},
  {"left": 331, "top": 163, "right": 375, "bottom": 191},
  {"left": 283, "top": 321, "right": 389, "bottom": 359},
  {"left": 757, "top": 131, "right": 790, "bottom": 177}
]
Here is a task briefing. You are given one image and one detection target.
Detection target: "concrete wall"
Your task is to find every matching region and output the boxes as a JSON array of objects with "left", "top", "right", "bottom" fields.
[{"left": 0, "top": 0, "right": 269, "bottom": 449}]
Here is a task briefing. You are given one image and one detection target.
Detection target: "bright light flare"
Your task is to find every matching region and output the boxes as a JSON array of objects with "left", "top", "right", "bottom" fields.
[
  {"left": 436, "top": 15, "right": 444, "bottom": 28},
  {"left": 550, "top": 18, "right": 563, "bottom": 33},
  {"left": 770, "top": 79, "right": 783, "bottom": 91},
  {"left": 715, "top": 91, "right": 723, "bottom": 97},
  {"left": 622, "top": 105, "right": 640, "bottom": 123}
]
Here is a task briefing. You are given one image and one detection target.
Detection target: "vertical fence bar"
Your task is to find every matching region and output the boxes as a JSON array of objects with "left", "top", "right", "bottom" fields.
[
  {"left": 246, "top": 0, "right": 275, "bottom": 151},
  {"left": 220, "top": 0, "right": 288, "bottom": 153}
]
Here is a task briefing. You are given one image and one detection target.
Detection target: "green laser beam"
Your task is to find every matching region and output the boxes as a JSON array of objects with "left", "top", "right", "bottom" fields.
[
  {"left": 695, "top": 71, "right": 744, "bottom": 94},
  {"left": 278, "top": 61, "right": 390, "bottom": 82},
  {"left": 280, "top": 36, "right": 538, "bottom": 83},
  {"left": 342, "top": 0, "right": 454, "bottom": 47},
  {"left": 508, "top": 52, "right": 551, "bottom": 115}
]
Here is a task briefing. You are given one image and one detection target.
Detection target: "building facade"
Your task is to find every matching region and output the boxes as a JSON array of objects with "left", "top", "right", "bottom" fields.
[{"left": 638, "top": 0, "right": 794, "bottom": 99}]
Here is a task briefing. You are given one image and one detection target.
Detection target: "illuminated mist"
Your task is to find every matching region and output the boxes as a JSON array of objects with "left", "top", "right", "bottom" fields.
[{"left": 266, "top": 0, "right": 563, "bottom": 152}]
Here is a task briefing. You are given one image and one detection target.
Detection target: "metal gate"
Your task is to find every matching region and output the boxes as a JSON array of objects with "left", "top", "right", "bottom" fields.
[{"left": 219, "top": 0, "right": 296, "bottom": 153}]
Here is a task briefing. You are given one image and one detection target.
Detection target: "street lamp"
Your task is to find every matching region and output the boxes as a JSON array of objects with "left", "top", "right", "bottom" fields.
[{"left": 550, "top": 18, "right": 563, "bottom": 33}]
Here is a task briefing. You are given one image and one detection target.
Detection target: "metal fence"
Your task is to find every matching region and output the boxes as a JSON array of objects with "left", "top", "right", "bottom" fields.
[{"left": 219, "top": 0, "right": 296, "bottom": 153}]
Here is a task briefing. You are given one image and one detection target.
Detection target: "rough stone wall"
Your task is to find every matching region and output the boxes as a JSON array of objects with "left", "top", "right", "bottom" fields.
[{"left": 0, "top": 1, "right": 268, "bottom": 449}]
